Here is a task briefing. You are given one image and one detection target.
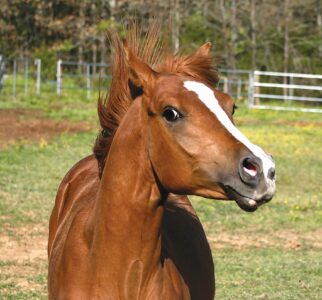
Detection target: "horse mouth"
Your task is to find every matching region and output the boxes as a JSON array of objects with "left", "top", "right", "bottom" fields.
[{"left": 223, "top": 186, "right": 266, "bottom": 212}]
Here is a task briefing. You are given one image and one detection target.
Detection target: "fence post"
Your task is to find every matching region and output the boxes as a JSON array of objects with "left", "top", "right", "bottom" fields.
[
  {"left": 25, "top": 59, "right": 29, "bottom": 94},
  {"left": 223, "top": 77, "right": 228, "bottom": 93},
  {"left": 237, "top": 79, "right": 242, "bottom": 100},
  {"left": 57, "top": 59, "right": 62, "bottom": 95},
  {"left": 12, "top": 60, "right": 17, "bottom": 97},
  {"left": 0, "top": 55, "right": 4, "bottom": 92},
  {"left": 248, "top": 71, "right": 254, "bottom": 107},
  {"left": 288, "top": 75, "right": 293, "bottom": 105},
  {"left": 254, "top": 71, "right": 260, "bottom": 105},
  {"left": 86, "top": 63, "right": 90, "bottom": 99},
  {"left": 34, "top": 58, "right": 41, "bottom": 95},
  {"left": 283, "top": 76, "right": 288, "bottom": 102}
]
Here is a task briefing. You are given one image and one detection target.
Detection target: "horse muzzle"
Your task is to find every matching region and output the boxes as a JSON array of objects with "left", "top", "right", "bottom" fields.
[{"left": 223, "top": 154, "right": 276, "bottom": 212}]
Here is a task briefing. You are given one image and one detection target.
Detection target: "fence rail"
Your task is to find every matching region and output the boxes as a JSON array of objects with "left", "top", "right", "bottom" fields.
[
  {"left": 253, "top": 82, "right": 322, "bottom": 91},
  {"left": 1, "top": 56, "right": 321, "bottom": 113},
  {"left": 217, "top": 69, "right": 252, "bottom": 100},
  {"left": 254, "top": 70, "right": 322, "bottom": 79},
  {"left": 56, "top": 60, "right": 111, "bottom": 98},
  {"left": 0, "top": 57, "right": 45, "bottom": 96},
  {"left": 249, "top": 70, "right": 322, "bottom": 113},
  {"left": 253, "top": 93, "right": 322, "bottom": 102}
]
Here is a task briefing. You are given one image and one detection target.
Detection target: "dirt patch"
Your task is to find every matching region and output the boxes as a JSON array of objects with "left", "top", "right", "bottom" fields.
[
  {"left": 0, "top": 108, "right": 96, "bottom": 149},
  {"left": 0, "top": 225, "right": 47, "bottom": 262},
  {"left": 0, "top": 225, "right": 321, "bottom": 296},
  {"left": 1, "top": 226, "right": 321, "bottom": 265},
  {"left": 0, "top": 229, "right": 47, "bottom": 295},
  {"left": 273, "top": 120, "right": 322, "bottom": 127},
  {"left": 207, "top": 228, "right": 322, "bottom": 250},
  {"left": 0, "top": 225, "right": 48, "bottom": 294},
  {"left": 236, "top": 119, "right": 322, "bottom": 128},
  {"left": 1, "top": 227, "right": 320, "bottom": 298}
]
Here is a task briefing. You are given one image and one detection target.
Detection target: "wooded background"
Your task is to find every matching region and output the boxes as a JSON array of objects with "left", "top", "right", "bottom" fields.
[{"left": 0, "top": 0, "right": 321, "bottom": 75}]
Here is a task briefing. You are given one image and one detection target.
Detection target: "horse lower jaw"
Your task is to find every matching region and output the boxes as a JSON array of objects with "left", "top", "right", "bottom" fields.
[
  {"left": 235, "top": 196, "right": 258, "bottom": 212},
  {"left": 223, "top": 185, "right": 267, "bottom": 212}
]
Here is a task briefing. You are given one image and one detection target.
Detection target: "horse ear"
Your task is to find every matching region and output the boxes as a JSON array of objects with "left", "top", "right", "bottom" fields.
[
  {"left": 195, "top": 42, "right": 212, "bottom": 57},
  {"left": 123, "top": 40, "right": 157, "bottom": 94}
]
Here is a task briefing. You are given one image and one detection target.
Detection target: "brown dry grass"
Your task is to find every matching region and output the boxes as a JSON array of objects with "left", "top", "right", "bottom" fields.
[{"left": 0, "top": 109, "right": 95, "bottom": 149}]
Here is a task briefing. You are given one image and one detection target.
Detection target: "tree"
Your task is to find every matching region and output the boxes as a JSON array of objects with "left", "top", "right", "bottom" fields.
[{"left": 0, "top": 0, "right": 320, "bottom": 75}]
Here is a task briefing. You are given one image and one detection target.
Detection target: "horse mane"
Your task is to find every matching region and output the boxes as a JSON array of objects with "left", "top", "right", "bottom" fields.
[
  {"left": 93, "top": 23, "right": 219, "bottom": 177},
  {"left": 93, "top": 22, "right": 163, "bottom": 176},
  {"left": 159, "top": 53, "right": 219, "bottom": 87}
]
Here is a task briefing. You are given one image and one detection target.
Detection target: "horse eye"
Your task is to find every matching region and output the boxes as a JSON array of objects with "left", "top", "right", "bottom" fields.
[
  {"left": 163, "top": 107, "right": 182, "bottom": 122},
  {"left": 232, "top": 104, "right": 238, "bottom": 115}
]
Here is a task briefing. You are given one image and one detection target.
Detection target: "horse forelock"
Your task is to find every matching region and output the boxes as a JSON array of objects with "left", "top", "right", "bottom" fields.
[{"left": 93, "top": 22, "right": 219, "bottom": 177}]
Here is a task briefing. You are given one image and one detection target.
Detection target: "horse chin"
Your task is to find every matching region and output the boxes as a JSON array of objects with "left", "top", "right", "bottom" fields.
[
  {"left": 234, "top": 196, "right": 258, "bottom": 212},
  {"left": 223, "top": 186, "right": 259, "bottom": 212}
]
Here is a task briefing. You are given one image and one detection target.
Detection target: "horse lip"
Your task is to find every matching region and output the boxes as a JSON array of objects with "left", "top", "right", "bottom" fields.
[{"left": 223, "top": 185, "right": 259, "bottom": 212}]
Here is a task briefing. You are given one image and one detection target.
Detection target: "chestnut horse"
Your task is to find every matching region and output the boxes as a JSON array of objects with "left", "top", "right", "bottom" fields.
[{"left": 48, "top": 25, "right": 276, "bottom": 299}]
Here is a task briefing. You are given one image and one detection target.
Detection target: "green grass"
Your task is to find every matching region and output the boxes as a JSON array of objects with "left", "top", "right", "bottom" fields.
[
  {"left": 0, "top": 93, "right": 321, "bottom": 299},
  {"left": 0, "top": 132, "right": 96, "bottom": 299},
  {"left": 0, "top": 132, "right": 96, "bottom": 229},
  {"left": 1, "top": 73, "right": 111, "bottom": 99},
  {"left": 215, "top": 248, "right": 322, "bottom": 299},
  {"left": 0, "top": 92, "right": 98, "bottom": 123}
]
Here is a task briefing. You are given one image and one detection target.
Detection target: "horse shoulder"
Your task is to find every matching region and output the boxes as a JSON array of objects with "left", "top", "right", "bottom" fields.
[
  {"left": 48, "top": 155, "right": 99, "bottom": 256},
  {"left": 48, "top": 155, "right": 100, "bottom": 298}
]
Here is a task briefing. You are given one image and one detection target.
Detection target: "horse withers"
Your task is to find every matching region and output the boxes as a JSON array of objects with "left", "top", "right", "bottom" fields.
[{"left": 48, "top": 26, "right": 276, "bottom": 299}]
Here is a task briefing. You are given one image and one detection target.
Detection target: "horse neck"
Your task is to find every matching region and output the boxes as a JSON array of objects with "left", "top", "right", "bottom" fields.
[{"left": 90, "top": 99, "right": 165, "bottom": 282}]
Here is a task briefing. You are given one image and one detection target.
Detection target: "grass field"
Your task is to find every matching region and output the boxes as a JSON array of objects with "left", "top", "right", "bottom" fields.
[{"left": 0, "top": 92, "right": 321, "bottom": 299}]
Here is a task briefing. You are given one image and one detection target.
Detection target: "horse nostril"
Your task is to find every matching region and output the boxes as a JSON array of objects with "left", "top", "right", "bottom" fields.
[
  {"left": 267, "top": 167, "right": 276, "bottom": 180},
  {"left": 242, "top": 158, "right": 257, "bottom": 177},
  {"left": 239, "top": 156, "right": 262, "bottom": 187}
]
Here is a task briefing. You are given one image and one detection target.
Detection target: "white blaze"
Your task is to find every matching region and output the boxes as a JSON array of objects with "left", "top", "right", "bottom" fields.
[{"left": 183, "top": 80, "right": 275, "bottom": 182}]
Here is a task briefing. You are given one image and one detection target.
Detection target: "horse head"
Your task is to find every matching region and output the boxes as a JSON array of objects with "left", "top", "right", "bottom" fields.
[{"left": 124, "top": 42, "right": 276, "bottom": 212}]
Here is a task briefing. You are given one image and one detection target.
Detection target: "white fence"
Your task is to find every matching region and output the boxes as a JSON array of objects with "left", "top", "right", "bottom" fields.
[
  {"left": 56, "top": 60, "right": 111, "bottom": 98},
  {"left": 1, "top": 56, "right": 322, "bottom": 113},
  {"left": 217, "top": 69, "right": 252, "bottom": 101},
  {"left": 249, "top": 70, "right": 322, "bottom": 113},
  {"left": 0, "top": 57, "right": 43, "bottom": 96}
]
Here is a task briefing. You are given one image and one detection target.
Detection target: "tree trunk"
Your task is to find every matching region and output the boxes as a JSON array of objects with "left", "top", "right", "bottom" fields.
[
  {"left": 92, "top": 43, "right": 97, "bottom": 77},
  {"left": 109, "top": 0, "right": 117, "bottom": 21},
  {"left": 317, "top": 0, "right": 322, "bottom": 59},
  {"left": 171, "top": 0, "right": 180, "bottom": 53},
  {"left": 283, "top": 0, "right": 290, "bottom": 100},
  {"left": 230, "top": 0, "right": 237, "bottom": 70},
  {"left": 250, "top": 0, "right": 256, "bottom": 70},
  {"left": 100, "top": 3, "right": 108, "bottom": 71},
  {"left": 91, "top": 1, "right": 97, "bottom": 77},
  {"left": 78, "top": 1, "right": 85, "bottom": 74},
  {"left": 220, "top": 0, "right": 229, "bottom": 66},
  {"left": 283, "top": 0, "right": 290, "bottom": 73}
]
